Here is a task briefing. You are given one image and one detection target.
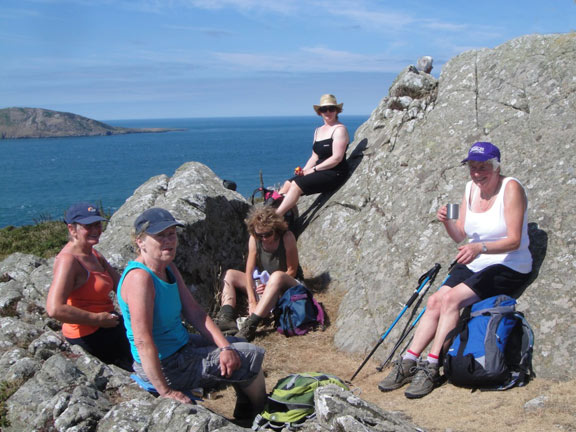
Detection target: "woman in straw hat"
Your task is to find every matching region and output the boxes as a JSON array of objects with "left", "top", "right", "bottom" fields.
[{"left": 275, "top": 94, "right": 349, "bottom": 216}]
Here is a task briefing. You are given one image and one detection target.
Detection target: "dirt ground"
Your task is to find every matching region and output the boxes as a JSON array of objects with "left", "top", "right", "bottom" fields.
[{"left": 203, "top": 289, "right": 576, "bottom": 431}]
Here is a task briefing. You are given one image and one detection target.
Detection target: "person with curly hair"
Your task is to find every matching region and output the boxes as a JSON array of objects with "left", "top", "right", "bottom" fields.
[{"left": 215, "top": 206, "right": 301, "bottom": 341}]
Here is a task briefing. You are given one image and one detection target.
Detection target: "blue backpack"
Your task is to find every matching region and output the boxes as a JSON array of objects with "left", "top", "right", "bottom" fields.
[
  {"left": 443, "top": 295, "right": 535, "bottom": 390},
  {"left": 274, "top": 285, "right": 324, "bottom": 337}
]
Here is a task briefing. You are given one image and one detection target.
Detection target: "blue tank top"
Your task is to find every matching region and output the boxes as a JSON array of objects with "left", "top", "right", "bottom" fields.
[{"left": 117, "top": 261, "right": 189, "bottom": 363}]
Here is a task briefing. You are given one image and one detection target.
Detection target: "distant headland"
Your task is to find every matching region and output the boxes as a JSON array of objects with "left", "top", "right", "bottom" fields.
[{"left": 0, "top": 107, "right": 183, "bottom": 139}]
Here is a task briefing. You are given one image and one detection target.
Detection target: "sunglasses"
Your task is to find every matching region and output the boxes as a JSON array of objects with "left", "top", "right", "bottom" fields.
[
  {"left": 318, "top": 106, "right": 337, "bottom": 113},
  {"left": 255, "top": 230, "right": 274, "bottom": 239}
]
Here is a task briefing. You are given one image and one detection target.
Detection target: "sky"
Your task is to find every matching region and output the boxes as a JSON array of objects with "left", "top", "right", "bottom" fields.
[{"left": 1, "top": 0, "right": 575, "bottom": 121}]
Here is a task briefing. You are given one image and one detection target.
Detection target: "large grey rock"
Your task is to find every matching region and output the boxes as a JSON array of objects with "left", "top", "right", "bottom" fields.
[
  {"left": 98, "top": 161, "right": 251, "bottom": 310},
  {"left": 308, "top": 385, "right": 421, "bottom": 431},
  {"left": 296, "top": 32, "right": 576, "bottom": 380}
]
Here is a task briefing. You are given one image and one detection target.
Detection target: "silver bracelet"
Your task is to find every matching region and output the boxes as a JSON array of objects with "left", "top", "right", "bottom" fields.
[{"left": 220, "top": 345, "right": 236, "bottom": 353}]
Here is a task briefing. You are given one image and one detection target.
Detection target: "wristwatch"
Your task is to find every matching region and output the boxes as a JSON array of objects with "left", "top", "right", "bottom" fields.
[{"left": 481, "top": 242, "right": 488, "bottom": 253}]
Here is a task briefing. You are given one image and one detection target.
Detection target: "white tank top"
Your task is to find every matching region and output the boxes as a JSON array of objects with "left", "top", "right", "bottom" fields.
[{"left": 464, "top": 177, "right": 532, "bottom": 274}]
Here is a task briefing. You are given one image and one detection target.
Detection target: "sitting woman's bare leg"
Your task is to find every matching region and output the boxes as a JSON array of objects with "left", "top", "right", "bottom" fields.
[
  {"left": 221, "top": 269, "right": 247, "bottom": 308},
  {"left": 239, "top": 369, "right": 266, "bottom": 414},
  {"left": 427, "top": 283, "right": 480, "bottom": 357},
  {"left": 405, "top": 286, "right": 451, "bottom": 355},
  {"left": 402, "top": 283, "right": 480, "bottom": 399},
  {"left": 276, "top": 182, "right": 302, "bottom": 216},
  {"left": 253, "top": 272, "right": 298, "bottom": 317},
  {"left": 278, "top": 180, "right": 292, "bottom": 195},
  {"left": 215, "top": 269, "right": 247, "bottom": 333},
  {"left": 237, "top": 271, "right": 298, "bottom": 341}
]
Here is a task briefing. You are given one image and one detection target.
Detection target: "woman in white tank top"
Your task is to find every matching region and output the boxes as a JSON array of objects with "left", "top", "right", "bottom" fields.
[{"left": 378, "top": 142, "right": 532, "bottom": 399}]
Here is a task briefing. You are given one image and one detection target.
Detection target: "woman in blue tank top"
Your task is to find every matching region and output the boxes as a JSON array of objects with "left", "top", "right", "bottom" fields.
[
  {"left": 275, "top": 94, "right": 350, "bottom": 216},
  {"left": 118, "top": 207, "right": 266, "bottom": 419}
]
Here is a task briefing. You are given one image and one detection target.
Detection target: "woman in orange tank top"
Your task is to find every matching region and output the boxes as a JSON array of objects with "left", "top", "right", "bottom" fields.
[{"left": 46, "top": 202, "right": 132, "bottom": 371}]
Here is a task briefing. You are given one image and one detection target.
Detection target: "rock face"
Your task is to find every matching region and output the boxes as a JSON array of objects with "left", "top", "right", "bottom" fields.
[
  {"left": 97, "top": 161, "right": 251, "bottom": 311},
  {"left": 296, "top": 33, "right": 576, "bottom": 380},
  {"left": 0, "top": 107, "right": 178, "bottom": 139}
]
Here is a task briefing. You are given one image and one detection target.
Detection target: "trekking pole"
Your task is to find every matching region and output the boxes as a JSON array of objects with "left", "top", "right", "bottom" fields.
[
  {"left": 377, "top": 260, "right": 458, "bottom": 371},
  {"left": 350, "top": 263, "right": 441, "bottom": 381},
  {"left": 259, "top": 170, "right": 265, "bottom": 200}
]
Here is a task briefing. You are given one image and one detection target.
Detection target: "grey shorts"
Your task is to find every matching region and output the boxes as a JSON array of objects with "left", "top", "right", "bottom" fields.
[{"left": 133, "top": 335, "right": 265, "bottom": 392}]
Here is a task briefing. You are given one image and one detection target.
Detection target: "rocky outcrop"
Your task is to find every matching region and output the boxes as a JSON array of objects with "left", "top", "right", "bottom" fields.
[
  {"left": 0, "top": 107, "right": 179, "bottom": 139},
  {"left": 97, "top": 161, "right": 251, "bottom": 311},
  {"left": 296, "top": 33, "right": 576, "bottom": 380}
]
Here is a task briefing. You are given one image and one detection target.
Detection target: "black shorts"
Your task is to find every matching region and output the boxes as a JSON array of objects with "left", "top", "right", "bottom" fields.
[
  {"left": 291, "top": 168, "right": 347, "bottom": 195},
  {"left": 445, "top": 264, "right": 531, "bottom": 299},
  {"left": 66, "top": 319, "right": 133, "bottom": 371}
]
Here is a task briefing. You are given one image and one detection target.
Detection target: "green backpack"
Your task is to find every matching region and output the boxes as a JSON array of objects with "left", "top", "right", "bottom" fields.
[{"left": 252, "top": 372, "right": 349, "bottom": 430}]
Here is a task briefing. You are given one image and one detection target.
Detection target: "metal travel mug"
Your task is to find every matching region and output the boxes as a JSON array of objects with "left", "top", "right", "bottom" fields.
[{"left": 446, "top": 203, "right": 460, "bottom": 220}]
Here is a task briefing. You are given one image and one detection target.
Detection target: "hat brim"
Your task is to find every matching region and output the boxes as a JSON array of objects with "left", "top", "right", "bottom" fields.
[
  {"left": 71, "top": 215, "right": 107, "bottom": 224},
  {"left": 313, "top": 103, "right": 343, "bottom": 114},
  {"left": 461, "top": 155, "right": 495, "bottom": 164},
  {"left": 146, "top": 220, "right": 185, "bottom": 235}
]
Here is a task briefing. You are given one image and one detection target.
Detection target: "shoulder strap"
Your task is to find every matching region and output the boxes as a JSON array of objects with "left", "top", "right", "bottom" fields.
[{"left": 330, "top": 124, "right": 346, "bottom": 138}]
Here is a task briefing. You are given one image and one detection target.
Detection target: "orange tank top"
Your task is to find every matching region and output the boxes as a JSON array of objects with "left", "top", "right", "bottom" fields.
[{"left": 62, "top": 250, "right": 115, "bottom": 339}]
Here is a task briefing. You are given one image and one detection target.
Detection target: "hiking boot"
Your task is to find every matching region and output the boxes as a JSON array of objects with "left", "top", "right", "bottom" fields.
[
  {"left": 404, "top": 360, "right": 441, "bottom": 399},
  {"left": 236, "top": 314, "right": 261, "bottom": 342},
  {"left": 214, "top": 305, "right": 238, "bottom": 334},
  {"left": 378, "top": 357, "right": 417, "bottom": 392}
]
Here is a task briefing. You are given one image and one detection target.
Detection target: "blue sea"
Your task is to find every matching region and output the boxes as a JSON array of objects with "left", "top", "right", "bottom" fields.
[{"left": 0, "top": 116, "right": 367, "bottom": 228}]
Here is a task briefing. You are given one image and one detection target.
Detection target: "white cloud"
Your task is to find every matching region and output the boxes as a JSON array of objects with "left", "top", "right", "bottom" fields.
[{"left": 213, "top": 46, "right": 405, "bottom": 73}]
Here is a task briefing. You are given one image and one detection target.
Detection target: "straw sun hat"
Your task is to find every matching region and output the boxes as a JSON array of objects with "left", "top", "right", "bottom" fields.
[{"left": 313, "top": 94, "right": 343, "bottom": 114}]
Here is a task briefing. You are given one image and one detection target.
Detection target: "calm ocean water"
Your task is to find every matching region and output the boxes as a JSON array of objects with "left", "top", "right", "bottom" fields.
[{"left": 0, "top": 116, "right": 367, "bottom": 227}]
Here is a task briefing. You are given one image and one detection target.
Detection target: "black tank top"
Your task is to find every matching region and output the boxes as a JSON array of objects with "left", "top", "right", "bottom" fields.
[{"left": 312, "top": 127, "right": 348, "bottom": 173}]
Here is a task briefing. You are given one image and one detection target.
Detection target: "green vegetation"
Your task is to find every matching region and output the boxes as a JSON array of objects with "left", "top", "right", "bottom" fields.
[
  {"left": 0, "top": 379, "right": 23, "bottom": 428},
  {"left": 0, "top": 221, "right": 68, "bottom": 261},
  {"left": 0, "top": 203, "right": 111, "bottom": 261}
]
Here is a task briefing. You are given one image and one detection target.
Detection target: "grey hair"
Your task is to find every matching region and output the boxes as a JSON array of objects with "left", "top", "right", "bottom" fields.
[
  {"left": 487, "top": 157, "right": 500, "bottom": 170},
  {"left": 467, "top": 157, "right": 500, "bottom": 170}
]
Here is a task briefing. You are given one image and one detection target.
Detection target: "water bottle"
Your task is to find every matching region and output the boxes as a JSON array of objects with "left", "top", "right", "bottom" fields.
[{"left": 252, "top": 269, "right": 270, "bottom": 300}]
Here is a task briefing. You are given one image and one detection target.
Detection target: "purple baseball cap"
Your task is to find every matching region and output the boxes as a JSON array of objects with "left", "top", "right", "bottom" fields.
[
  {"left": 461, "top": 142, "right": 501, "bottom": 164},
  {"left": 134, "top": 208, "right": 184, "bottom": 235},
  {"left": 64, "top": 202, "right": 107, "bottom": 225}
]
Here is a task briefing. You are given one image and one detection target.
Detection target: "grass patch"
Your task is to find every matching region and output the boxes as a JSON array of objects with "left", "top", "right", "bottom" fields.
[
  {"left": 0, "top": 379, "right": 24, "bottom": 428},
  {"left": 0, "top": 221, "right": 68, "bottom": 261}
]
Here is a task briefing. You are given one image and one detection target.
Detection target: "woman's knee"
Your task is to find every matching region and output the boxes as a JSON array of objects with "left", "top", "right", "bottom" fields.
[
  {"left": 426, "top": 290, "right": 446, "bottom": 313},
  {"left": 440, "top": 284, "right": 477, "bottom": 312}
]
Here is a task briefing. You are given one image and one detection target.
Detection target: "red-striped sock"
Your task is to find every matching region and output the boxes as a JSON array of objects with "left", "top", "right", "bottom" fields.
[
  {"left": 403, "top": 350, "right": 420, "bottom": 361},
  {"left": 427, "top": 353, "right": 439, "bottom": 365}
]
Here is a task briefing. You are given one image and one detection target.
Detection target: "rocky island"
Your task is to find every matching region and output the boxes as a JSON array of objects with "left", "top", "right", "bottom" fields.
[{"left": 0, "top": 107, "right": 182, "bottom": 139}]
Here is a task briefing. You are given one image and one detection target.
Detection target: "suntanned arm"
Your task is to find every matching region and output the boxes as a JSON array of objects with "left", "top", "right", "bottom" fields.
[
  {"left": 170, "top": 264, "right": 241, "bottom": 378},
  {"left": 283, "top": 231, "right": 299, "bottom": 278},
  {"left": 244, "top": 236, "right": 259, "bottom": 309},
  {"left": 121, "top": 267, "right": 192, "bottom": 404}
]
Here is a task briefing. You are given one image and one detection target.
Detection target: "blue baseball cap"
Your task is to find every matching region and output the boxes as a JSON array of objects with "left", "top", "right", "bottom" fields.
[
  {"left": 461, "top": 142, "right": 501, "bottom": 164},
  {"left": 64, "top": 202, "right": 107, "bottom": 225},
  {"left": 134, "top": 208, "right": 184, "bottom": 235}
]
